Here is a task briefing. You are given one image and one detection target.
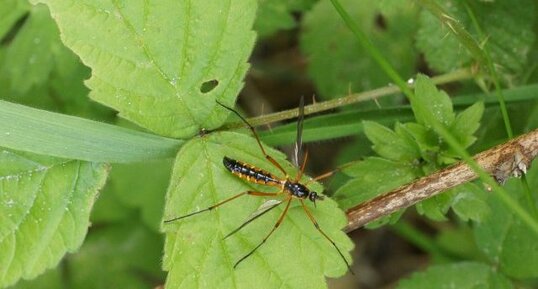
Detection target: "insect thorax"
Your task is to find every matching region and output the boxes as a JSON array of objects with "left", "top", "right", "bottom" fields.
[{"left": 284, "top": 181, "right": 310, "bottom": 199}]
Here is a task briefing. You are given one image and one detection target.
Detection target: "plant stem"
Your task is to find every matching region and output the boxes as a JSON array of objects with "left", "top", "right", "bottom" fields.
[
  {"left": 462, "top": 1, "right": 514, "bottom": 139},
  {"left": 235, "top": 68, "right": 474, "bottom": 129}
]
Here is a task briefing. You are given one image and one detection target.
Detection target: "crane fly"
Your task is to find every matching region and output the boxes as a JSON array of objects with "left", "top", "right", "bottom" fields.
[{"left": 164, "top": 98, "right": 353, "bottom": 273}]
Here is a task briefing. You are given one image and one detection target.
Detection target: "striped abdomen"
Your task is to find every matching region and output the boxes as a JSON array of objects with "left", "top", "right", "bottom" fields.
[{"left": 223, "top": 157, "right": 282, "bottom": 186}]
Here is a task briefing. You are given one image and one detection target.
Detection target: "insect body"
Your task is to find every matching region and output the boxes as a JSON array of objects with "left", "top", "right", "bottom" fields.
[
  {"left": 165, "top": 100, "right": 353, "bottom": 273},
  {"left": 223, "top": 157, "right": 324, "bottom": 202}
]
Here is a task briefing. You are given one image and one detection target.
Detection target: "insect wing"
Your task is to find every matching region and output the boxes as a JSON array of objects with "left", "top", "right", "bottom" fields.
[
  {"left": 293, "top": 96, "right": 305, "bottom": 167},
  {"left": 250, "top": 199, "right": 283, "bottom": 219}
]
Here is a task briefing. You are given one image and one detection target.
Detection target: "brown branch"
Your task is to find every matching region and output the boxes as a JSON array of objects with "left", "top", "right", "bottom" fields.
[{"left": 345, "top": 128, "right": 538, "bottom": 232}]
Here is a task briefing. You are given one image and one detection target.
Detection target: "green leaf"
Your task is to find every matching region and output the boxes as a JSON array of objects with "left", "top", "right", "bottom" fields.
[
  {"left": 255, "top": 0, "right": 316, "bottom": 37},
  {"left": 36, "top": 0, "right": 258, "bottom": 138},
  {"left": 413, "top": 74, "right": 455, "bottom": 127},
  {"left": 364, "top": 210, "right": 404, "bottom": 229},
  {"left": 301, "top": 0, "right": 418, "bottom": 98},
  {"left": 396, "top": 262, "right": 513, "bottom": 289},
  {"left": 0, "top": 1, "right": 29, "bottom": 40},
  {"left": 0, "top": 100, "right": 182, "bottom": 163},
  {"left": 449, "top": 101, "right": 484, "bottom": 149},
  {"left": 162, "top": 131, "right": 353, "bottom": 289},
  {"left": 415, "top": 190, "right": 454, "bottom": 221},
  {"left": 0, "top": 150, "right": 108, "bottom": 287},
  {"left": 451, "top": 183, "right": 490, "bottom": 222},
  {"left": 335, "top": 157, "right": 418, "bottom": 209},
  {"left": 0, "top": 3, "right": 111, "bottom": 119},
  {"left": 474, "top": 161, "right": 538, "bottom": 279},
  {"left": 416, "top": 0, "right": 535, "bottom": 79},
  {"left": 11, "top": 223, "right": 166, "bottom": 289},
  {"left": 363, "top": 121, "right": 421, "bottom": 162},
  {"left": 400, "top": 123, "right": 439, "bottom": 159}
]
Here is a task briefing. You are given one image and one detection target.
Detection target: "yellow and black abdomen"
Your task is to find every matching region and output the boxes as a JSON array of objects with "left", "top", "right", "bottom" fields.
[{"left": 223, "top": 157, "right": 282, "bottom": 186}]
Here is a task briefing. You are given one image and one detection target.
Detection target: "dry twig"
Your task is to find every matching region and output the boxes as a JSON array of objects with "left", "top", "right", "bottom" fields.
[{"left": 345, "top": 128, "right": 538, "bottom": 232}]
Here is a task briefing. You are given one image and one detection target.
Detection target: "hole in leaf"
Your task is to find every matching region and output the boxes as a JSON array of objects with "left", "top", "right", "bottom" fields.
[
  {"left": 374, "top": 13, "right": 387, "bottom": 31},
  {"left": 200, "top": 79, "right": 219, "bottom": 93}
]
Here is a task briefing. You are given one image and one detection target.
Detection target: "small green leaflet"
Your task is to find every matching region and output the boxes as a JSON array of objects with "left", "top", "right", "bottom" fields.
[
  {"left": 35, "top": 0, "right": 258, "bottom": 138},
  {"left": 0, "top": 150, "right": 108, "bottom": 287},
  {"left": 335, "top": 75, "right": 485, "bottom": 224},
  {"left": 335, "top": 157, "right": 418, "bottom": 210},
  {"left": 162, "top": 132, "right": 353, "bottom": 289}
]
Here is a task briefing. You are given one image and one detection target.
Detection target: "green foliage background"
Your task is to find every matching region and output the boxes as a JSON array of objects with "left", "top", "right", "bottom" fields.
[{"left": 1, "top": 0, "right": 537, "bottom": 289}]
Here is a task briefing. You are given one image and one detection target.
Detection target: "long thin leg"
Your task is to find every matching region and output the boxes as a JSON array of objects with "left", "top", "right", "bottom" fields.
[
  {"left": 223, "top": 199, "right": 283, "bottom": 240},
  {"left": 304, "top": 162, "right": 356, "bottom": 185},
  {"left": 234, "top": 197, "right": 293, "bottom": 269},
  {"left": 164, "top": 191, "right": 280, "bottom": 223},
  {"left": 216, "top": 101, "right": 288, "bottom": 177},
  {"left": 299, "top": 200, "right": 354, "bottom": 275}
]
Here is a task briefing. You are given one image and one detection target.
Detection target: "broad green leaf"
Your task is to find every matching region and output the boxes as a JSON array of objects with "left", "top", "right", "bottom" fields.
[
  {"left": 255, "top": 0, "right": 316, "bottom": 37},
  {"left": 35, "top": 0, "right": 258, "bottom": 138},
  {"left": 0, "top": 100, "right": 182, "bottom": 163},
  {"left": 301, "top": 0, "right": 418, "bottom": 98},
  {"left": 416, "top": 0, "right": 535, "bottom": 79},
  {"left": 0, "top": 1, "right": 30, "bottom": 40},
  {"left": 413, "top": 74, "right": 455, "bottom": 127},
  {"left": 396, "top": 262, "right": 512, "bottom": 289},
  {"left": 363, "top": 121, "right": 421, "bottom": 162},
  {"left": 0, "top": 150, "right": 108, "bottom": 287},
  {"left": 9, "top": 223, "right": 166, "bottom": 289},
  {"left": 335, "top": 157, "right": 418, "bottom": 209},
  {"left": 474, "top": 160, "right": 538, "bottom": 279},
  {"left": 162, "top": 131, "right": 353, "bottom": 289}
]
